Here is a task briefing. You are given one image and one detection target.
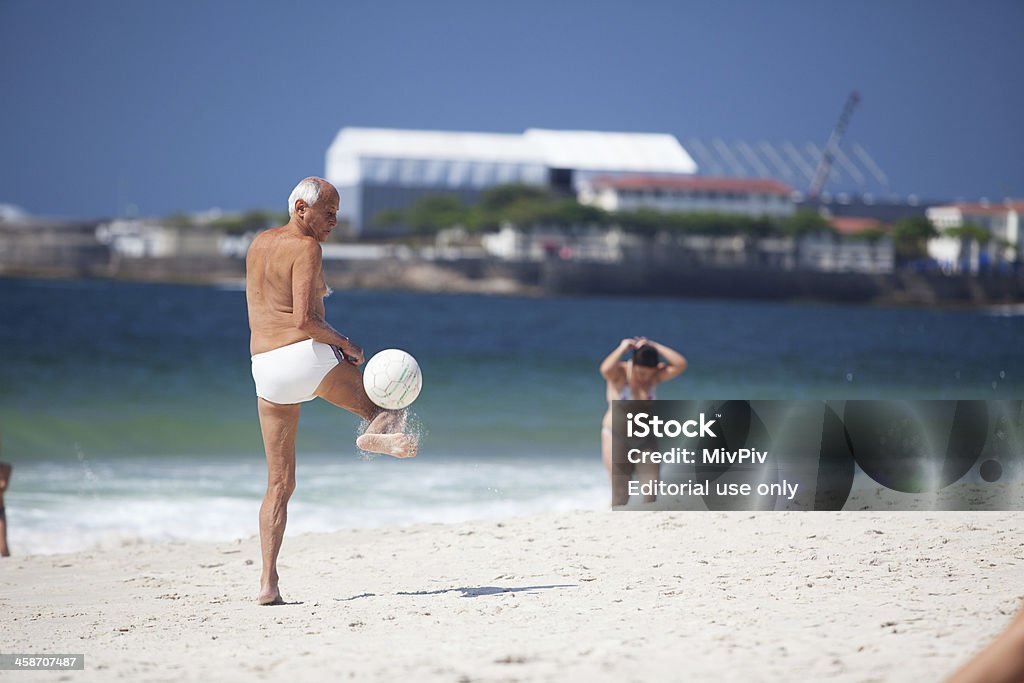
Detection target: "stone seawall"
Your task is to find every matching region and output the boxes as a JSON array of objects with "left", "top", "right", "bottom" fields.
[
  {"left": 321, "top": 258, "right": 543, "bottom": 295},
  {"left": 537, "top": 260, "right": 1024, "bottom": 305}
]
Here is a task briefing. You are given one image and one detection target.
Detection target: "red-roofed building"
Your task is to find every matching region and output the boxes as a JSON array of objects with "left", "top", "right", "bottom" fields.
[
  {"left": 926, "top": 200, "right": 1022, "bottom": 272},
  {"left": 578, "top": 175, "right": 797, "bottom": 218},
  {"left": 828, "top": 216, "right": 885, "bottom": 235}
]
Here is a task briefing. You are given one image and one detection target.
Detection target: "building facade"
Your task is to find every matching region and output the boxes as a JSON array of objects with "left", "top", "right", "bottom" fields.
[
  {"left": 926, "top": 201, "right": 1023, "bottom": 272},
  {"left": 577, "top": 175, "right": 796, "bottom": 218}
]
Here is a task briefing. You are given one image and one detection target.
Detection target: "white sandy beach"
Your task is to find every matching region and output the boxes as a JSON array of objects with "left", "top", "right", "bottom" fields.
[{"left": 3, "top": 510, "right": 1023, "bottom": 682}]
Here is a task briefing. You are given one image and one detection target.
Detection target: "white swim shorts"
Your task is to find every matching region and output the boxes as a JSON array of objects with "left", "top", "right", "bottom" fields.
[{"left": 251, "top": 338, "right": 342, "bottom": 404}]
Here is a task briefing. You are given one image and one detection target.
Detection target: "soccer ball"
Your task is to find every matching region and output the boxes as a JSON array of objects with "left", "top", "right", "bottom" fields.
[{"left": 362, "top": 348, "right": 422, "bottom": 410}]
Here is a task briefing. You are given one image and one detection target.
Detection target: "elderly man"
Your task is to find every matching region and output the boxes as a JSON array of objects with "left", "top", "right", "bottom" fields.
[{"left": 246, "top": 176, "right": 416, "bottom": 605}]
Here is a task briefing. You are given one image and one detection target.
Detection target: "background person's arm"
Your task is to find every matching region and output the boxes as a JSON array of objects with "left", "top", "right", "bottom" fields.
[
  {"left": 601, "top": 338, "right": 635, "bottom": 381},
  {"left": 646, "top": 338, "right": 688, "bottom": 382}
]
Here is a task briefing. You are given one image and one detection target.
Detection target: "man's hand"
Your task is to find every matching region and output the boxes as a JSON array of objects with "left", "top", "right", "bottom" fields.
[{"left": 340, "top": 340, "right": 364, "bottom": 366}]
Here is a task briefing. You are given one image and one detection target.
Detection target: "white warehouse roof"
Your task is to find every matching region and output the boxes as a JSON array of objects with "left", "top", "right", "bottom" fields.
[
  {"left": 524, "top": 128, "right": 696, "bottom": 174},
  {"left": 329, "top": 127, "right": 543, "bottom": 164},
  {"left": 326, "top": 126, "right": 697, "bottom": 186}
]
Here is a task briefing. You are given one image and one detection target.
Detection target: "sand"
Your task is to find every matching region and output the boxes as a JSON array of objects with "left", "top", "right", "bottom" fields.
[{"left": 3, "top": 510, "right": 1023, "bottom": 682}]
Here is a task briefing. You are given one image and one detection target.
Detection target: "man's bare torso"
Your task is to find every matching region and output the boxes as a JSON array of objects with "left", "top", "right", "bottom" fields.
[{"left": 246, "top": 227, "right": 329, "bottom": 356}]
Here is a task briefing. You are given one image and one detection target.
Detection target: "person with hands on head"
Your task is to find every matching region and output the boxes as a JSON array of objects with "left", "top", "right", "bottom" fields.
[
  {"left": 600, "top": 336, "right": 688, "bottom": 506},
  {"left": 246, "top": 176, "right": 417, "bottom": 606},
  {"left": 0, "top": 433, "right": 10, "bottom": 557}
]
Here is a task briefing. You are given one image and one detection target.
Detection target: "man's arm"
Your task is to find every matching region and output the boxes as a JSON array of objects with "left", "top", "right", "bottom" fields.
[{"left": 291, "top": 239, "right": 364, "bottom": 364}]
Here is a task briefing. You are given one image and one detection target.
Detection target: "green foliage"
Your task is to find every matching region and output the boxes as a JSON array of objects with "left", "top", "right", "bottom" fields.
[
  {"left": 406, "top": 195, "right": 468, "bottom": 235},
  {"left": 460, "top": 206, "right": 492, "bottom": 233},
  {"left": 362, "top": 184, "right": 846, "bottom": 241},
  {"left": 549, "top": 200, "right": 606, "bottom": 228},
  {"left": 892, "top": 216, "right": 939, "bottom": 261},
  {"left": 778, "top": 210, "right": 833, "bottom": 237},
  {"left": 160, "top": 209, "right": 287, "bottom": 234},
  {"left": 612, "top": 207, "right": 664, "bottom": 235},
  {"left": 375, "top": 184, "right": 612, "bottom": 234},
  {"left": 470, "top": 185, "right": 608, "bottom": 231},
  {"left": 479, "top": 184, "right": 553, "bottom": 213},
  {"left": 370, "top": 208, "right": 406, "bottom": 229},
  {"left": 209, "top": 210, "right": 286, "bottom": 234},
  {"left": 164, "top": 212, "right": 196, "bottom": 229},
  {"left": 892, "top": 216, "right": 938, "bottom": 242},
  {"left": 946, "top": 222, "right": 991, "bottom": 245},
  {"left": 853, "top": 227, "right": 889, "bottom": 244}
]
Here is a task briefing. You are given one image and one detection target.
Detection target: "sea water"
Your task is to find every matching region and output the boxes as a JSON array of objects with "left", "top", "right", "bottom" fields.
[{"left": 1, "top": 276, "right": 1021, "bottom": 553}]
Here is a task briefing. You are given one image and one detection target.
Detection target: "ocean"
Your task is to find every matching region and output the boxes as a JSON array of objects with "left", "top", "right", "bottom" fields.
[{"left": 1, "top": 276, "right": 1022, "bottom": 554}]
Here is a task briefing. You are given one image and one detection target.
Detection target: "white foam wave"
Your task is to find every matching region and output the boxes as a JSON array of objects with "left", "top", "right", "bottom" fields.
[{"left": 5, "top": 454, "right": 607, "bottom": 555}]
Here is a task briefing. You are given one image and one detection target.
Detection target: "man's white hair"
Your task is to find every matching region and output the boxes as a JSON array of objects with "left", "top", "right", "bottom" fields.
[{"left": 287, "top": 178, "right": 323, "bottom": 216}]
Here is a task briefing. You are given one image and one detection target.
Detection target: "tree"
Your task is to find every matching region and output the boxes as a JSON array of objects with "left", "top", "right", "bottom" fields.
[
  {"left": 946, "top": 222, "right": 991, "bottom": 245},
  {"left": 164, "top": 212, "right": 196, "bottom": 229},
  {"left": 358, "top": 183, "right": 848, "bottom": 242},
  {"left": 946, "top": 222, "right": 993, "bottom": 272},
  {"left": 891, "top": 216, "right": 939, "bottom": 263},
  {"left": 778, "top": 210, "right": 833, "bottom": 237},
  {"left": 475, "top": 185, "right": 558, "bottom": 231},
  {"left": 405, "top": 195, "right": 468, "bottom": 235},
  {"left": 370, "top": 208, "right": 405, "bottom": 230},
  {"left": 479, "top": 184, "right": 552, "bottom": 213},
  {"left": 613, "top": 208, "right": 665, "bottom": 237},
  {"left": 209, "top": 210, "right": 286, "bottom": 234},
  {"left": 854, "top": 227, "right": 889, "bottom": 245},
  {"left": 548, "top": 199, "right": 606, "bottom": 229}
]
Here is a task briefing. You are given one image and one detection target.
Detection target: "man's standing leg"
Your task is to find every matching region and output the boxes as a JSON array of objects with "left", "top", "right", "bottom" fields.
[{"left": 257, "top": 398, "right": 300, "bottom": 605}]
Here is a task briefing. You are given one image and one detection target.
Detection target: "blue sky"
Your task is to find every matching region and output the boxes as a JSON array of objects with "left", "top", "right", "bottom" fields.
[{"left": 1, "top": 0, "right": 1021, "bottom": 218}]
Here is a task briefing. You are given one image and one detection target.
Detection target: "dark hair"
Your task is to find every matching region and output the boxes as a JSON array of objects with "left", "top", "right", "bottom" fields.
[{"left": 632, "top": 344, "right": 659, "bottom": 368}]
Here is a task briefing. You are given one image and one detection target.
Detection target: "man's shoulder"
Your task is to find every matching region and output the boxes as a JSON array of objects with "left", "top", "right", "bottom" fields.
[
  {"left": 251, "top": 225, "right": 286, "bottom": 245},
  {"left": 251, "top": 228, "right": 320, "bottom": 252},
  {"left": 290, "top": 235, "right": 323, "bottom": 265}
]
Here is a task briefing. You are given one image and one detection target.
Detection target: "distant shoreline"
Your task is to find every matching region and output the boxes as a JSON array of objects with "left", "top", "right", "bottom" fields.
[{"left": 2, "top": 258, "right": 1022, "bottom": 308}]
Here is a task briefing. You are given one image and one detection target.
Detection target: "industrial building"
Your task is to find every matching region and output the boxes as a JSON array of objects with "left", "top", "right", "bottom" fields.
[
  {"left": 326, "top": 127, "right": 696, "bottom": 236},
  {"left": 325, "top": 125, "right": 900, "bottom": 236}
]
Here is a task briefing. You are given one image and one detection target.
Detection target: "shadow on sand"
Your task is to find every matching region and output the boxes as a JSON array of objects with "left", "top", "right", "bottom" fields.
[{"left": 397, "top": 584, "right": 576, "bottom": 598}]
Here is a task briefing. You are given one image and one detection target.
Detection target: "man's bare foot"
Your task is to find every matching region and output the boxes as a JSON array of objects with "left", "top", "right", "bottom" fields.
[
  {"left": 356, "top": 433, "right": 418, "bottom": 458},
  {"left": 258, "top": 580, "right": 283, "bottom": 605},
  {"left": 258, "top": 591, "right": 284, "bottom": 606},
  {"left": 258, "top": 573, "right": 282, "bottom": 605},
  {"left": 366, "top": 409, "right": 406, "bottom": 435}
]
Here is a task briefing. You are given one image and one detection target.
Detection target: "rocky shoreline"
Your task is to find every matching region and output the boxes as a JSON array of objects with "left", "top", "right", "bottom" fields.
[{"left": 2, "top": 256, "right": 1023, "bottom": 307}]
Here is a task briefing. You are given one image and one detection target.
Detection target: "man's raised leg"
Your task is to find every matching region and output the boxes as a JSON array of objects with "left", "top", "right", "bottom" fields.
[
  {"left": 257, "top": 398, "right": 300, "bottom": 605},
  {"left": 315, "top": 362, "right": 417, "bottom": 458}
]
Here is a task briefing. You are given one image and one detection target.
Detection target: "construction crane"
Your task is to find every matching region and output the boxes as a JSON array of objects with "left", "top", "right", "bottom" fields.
[{"left": 808, "top": 91, "right": 860, "bottom": 200}]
